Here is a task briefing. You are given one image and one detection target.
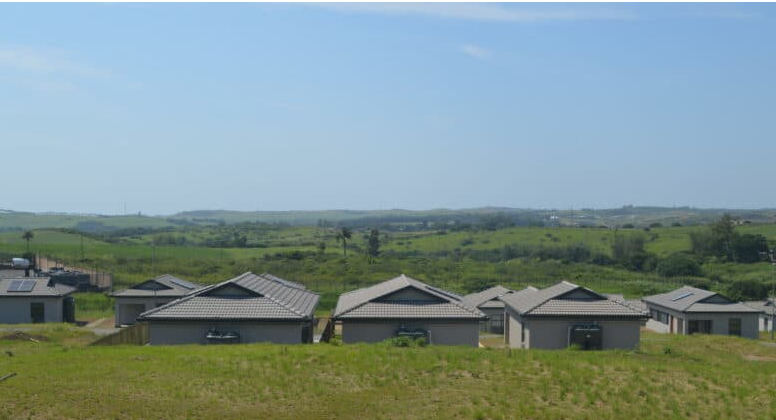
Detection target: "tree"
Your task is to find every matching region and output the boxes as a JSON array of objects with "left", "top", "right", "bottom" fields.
[
  {"left": 367, "top": 228, "right": 380, "bottom": 258},
  {"left": 727, "top": 279, "right": 769, "bottom": 301},
  {"left": 335, "top": 227, "right": 352, "bottom": 257},
  {"left": 730, "top": 233, "right": 768, "bottom": 263},
  {"left": 656, "top": 253, "right": 702, "bottom": 277},
  {"left": 317, "top": 241, "right": 326, "bottom": 257},
  {"left": 611, "top": 232, "right": 650, "bottom": 270},
  {"left": 711, "top": 213, "right": 736, "bottom": 260},
  {"left": 22, "top": 231, "right": 34, "bottom": 252}
]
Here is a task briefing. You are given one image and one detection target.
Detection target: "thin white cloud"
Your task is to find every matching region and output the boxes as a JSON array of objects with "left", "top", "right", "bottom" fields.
[
  {"left": 0, "top": 46, "right": 101, "bottom": 77},
  {"left": 314, "top": 3, "right": 636, "bottom": 22},
  {"left": 460, "top": 44, "right": 491, "bottom": 60},
  {"left": 19, "top": 78, "right": 78, "bottom": 94}
]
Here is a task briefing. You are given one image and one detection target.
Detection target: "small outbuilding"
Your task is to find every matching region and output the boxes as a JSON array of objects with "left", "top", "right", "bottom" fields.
[
  {"left": 138, "top": 272, "right": 319, "bottom": 345},
  {"left": 0, "top": 277, "right": 76, "bottom": 324},
  {"left": 643, "top": 286, "right": 760, "bottom": 338},
  {"left": 110, "top": 274, "right": 202, "bottom": 327},
  {"left": 332, "top": 274, "right": 486, "bottom": 346},
  {"left": 744, "top": 298, "right": 775, "bottom": 332},
  {"left": 463, "top": 285, "right": 528, "bottom": 334},
  {"left": 501, "top": 281, "right": 647, "bottom": 350}
]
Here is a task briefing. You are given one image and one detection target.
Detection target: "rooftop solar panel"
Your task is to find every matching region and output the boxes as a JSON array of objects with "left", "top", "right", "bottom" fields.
[
  {"left": 19, "top": 280, "right": 35, "bottom": 292},
  {"left": 671, "top": 292, "right": 694, "bottom": 301},
  {"left": 7, "top": 279, "right": 35, "bottom": 292}
]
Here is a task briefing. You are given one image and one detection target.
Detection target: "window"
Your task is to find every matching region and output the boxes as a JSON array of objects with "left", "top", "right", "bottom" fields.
[
  {"left": 30, "top": 302, "right": 45, "bottom": 323},
  {"left": 688, "top": 320, "right": 712, "bottom": 334},
  {"left": 654, "top": 310, "right": 669, "bottom": 324},
  {"left": 728, "top": 318, "right": 741, "bottom": 336}
]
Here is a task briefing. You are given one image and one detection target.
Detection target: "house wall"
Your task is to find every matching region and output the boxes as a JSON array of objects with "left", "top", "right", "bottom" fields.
[
  {"left": 683, "top": 312, "right": 759, "bottom": 339},
  {"left": 148, "top": 321, "right": 306, "bottom": 345},
  {"left": 645, "top": 303, "right": 759, "bottom": 339},
  {"left": 504, "top": 307, "right": 640, "bottom": 350},
  {"left": 526, "top": 319, "right": 641, "bottom": 350},
  {"left": 506, "top": 311, "right": 524, "bottom": 348},
  {"left": 340, "top": 320, "right": 480, "bottom": 346},
  {"left": 0, "top": 297, "right": 64, "bottom": 324},
  {"left": 758, "top": 314, "right": 774, "bottom": 332},
  {"left": 114, "top": 297, "right": 178, "bottom": 326}
]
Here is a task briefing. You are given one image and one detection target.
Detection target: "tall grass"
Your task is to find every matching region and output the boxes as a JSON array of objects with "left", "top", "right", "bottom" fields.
[{"left": 0, "top": 328, "right": 774, "bottom": 420}]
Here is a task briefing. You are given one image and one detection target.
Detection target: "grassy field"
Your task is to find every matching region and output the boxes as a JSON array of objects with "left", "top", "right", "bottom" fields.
[
  {"left": 0, "top": 325, "right": 774, "bottom": 420},
  {"left": 1, "top": 223, "right": 775, "bottom": 317}
]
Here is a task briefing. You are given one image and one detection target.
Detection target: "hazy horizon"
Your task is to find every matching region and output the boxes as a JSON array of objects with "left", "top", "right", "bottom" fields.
[{"left": 2, "top": 3, "right": 775, "bottom": 214}]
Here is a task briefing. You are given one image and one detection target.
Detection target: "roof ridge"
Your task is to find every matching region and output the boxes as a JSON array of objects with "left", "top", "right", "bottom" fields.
[
  {"left": 522, "top": 282, "right": 580, "bottom": 314},
  {"left": 334, "top": 275, "right": 410, "bottom": 316}
]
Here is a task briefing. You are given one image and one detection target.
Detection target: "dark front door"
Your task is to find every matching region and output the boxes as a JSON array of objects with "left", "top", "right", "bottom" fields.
[{"left": 31, "top": 302, "right": 45, "bottom": 323}]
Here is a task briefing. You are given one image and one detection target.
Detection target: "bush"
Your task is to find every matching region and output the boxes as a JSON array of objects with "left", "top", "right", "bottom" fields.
[
  {"left": 726, "top": 279, "right": 769, "bottom": 301},
  {"left": 387, "top": 336, "right": 428, "bottom": 347},
  {"left": 656, "top": 253, "right": 702, "bottom": 277}
]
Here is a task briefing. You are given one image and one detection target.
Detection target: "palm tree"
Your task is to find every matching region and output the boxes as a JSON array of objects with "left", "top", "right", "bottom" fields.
[
  {"left": 335, "top": 227, "right": 352, "bottom": 257},
  {"left": 22, "top": 231, "right": 34, "bottom": 253}
]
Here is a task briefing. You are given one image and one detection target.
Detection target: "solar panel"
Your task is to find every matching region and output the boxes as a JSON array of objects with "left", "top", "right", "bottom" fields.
[
  {"left": 169, "top": 278, "right": 197, "bottom": 290},
  {"left": 7, "top": 279, "right": 35, "bottom": 292},
  {"left": 671, "top": 292, "right": 693, "bottom": 301}
]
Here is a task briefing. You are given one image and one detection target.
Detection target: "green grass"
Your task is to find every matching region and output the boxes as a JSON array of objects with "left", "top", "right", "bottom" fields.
[
  {"left": 72, "top": 293, "right": 114, "bottom": 322},
  {"left": 0, "top": 327, "right": 774, "bottom": 419}
]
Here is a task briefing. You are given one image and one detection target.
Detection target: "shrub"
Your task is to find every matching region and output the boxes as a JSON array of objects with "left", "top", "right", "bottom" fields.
[
  {"left": 656, "top": 253, "right": 702, "bottom": 277},
  {"left": 387, "top": 336, "right": 427, "bottom": 347}
]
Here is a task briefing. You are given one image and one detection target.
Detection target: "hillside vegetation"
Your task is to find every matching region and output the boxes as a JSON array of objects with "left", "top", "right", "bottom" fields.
[
  {"left": 0, "top": 325, "right": 774, "bottom": 420},
  {"left": 1, "top": 216, "right": 774, "bottom": 317}
]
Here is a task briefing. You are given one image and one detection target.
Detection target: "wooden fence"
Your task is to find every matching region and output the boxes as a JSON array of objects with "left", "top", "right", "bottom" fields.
[{"left": 91, "top": 322, "right": 149, "bottom": 346}]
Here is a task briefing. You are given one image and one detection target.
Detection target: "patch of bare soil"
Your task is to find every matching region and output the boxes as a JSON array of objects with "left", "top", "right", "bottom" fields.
[
  {"left": 0, "top": 331, "right": 49, "bottom": 342},
  {"left": 742, "top": 354, "right": 776, "bottom": 362}
]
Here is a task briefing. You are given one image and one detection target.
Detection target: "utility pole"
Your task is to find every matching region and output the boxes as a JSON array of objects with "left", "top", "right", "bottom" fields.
[
  {"left": 770, "top": 250, "right": 775, "bottom": 340},
  {"left": 152, "top": 242, "right": 156, "bottom": 278}
]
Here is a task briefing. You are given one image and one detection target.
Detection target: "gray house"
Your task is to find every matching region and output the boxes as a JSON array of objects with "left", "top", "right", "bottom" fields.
[
  {"left": 0, "top": 278, "right": 76, "bottom": 324},
  {"left": 463, "top": 285, "right": 531, "bottom": 334},
  {"left": 138, "top": 272, "right": 319, "bottom": 345},
  {"left": 332, "top": 274, "right": 486, "bottom": 346},
  {"left": 744, "top": 298, "right": 775, "bottom": 332},
  {"left": 501, "top": 281, "right": 647, "bottom": 350},
  {"left": 643, "top": 286, "right": 760, "bottom": 338},
  {"left": 110, "top": 274, "right": 202, "bottom": 327}
]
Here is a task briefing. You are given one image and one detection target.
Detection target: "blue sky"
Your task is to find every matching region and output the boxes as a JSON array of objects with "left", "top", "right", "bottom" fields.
[{"left": 1, "top": 3, "right": 775, "bottom": 215}]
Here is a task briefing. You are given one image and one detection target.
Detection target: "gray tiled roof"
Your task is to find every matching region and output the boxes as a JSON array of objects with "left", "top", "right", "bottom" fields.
[
  {"left": 530, "top": 299, "right": 647, "bottom": 316},
  {"left": 110, "top": 274, "right": 202, "bottom": 298},
  {"left": 501, "top": 281, "right": 646, "bottom": 318},
  {"left": 744, "top": 299, "right": 776, "bottom": 315},
  {"left": 643, "top": 286, "right": 760, "bottom": 314},
  {"left": 463, "top": 285, "right": 514, "bottom": 308},
  {"left": 138, "top": 272, "right": 319, "bottom": 321},
  {"left": 333, "top": 274, "right": 485, "bottom": 320},
  {"left": 0, "top": 277, "right": 75, "bottom": 297}
]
